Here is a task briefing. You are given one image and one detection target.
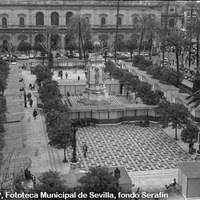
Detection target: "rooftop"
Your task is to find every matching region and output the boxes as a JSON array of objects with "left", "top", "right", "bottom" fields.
[{"left": 178, "top": 161, "right": 200, "bottom": 178}]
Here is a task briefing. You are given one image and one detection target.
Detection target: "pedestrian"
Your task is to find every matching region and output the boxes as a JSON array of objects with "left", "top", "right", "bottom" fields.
[
  {"left": 33, "top": 109, "right": 38, "bottom": 119},
  {"left": 29, "top": 83, "right": 32, "bottom": 90},
  {"left": 78, "top": 76, "right": 80, "bottom": 81},
  {"left": 83, "top": 144, "right": 88, "bottom": 158},
  {"left": 27, "top": 92, "right": 32, "bottom": 100},
  {"left": 29, "top": 98, "right": 33, "bottom": 108}
]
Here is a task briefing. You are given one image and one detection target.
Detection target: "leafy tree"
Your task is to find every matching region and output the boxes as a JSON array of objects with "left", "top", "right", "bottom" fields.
[
  {"left": 77, "top": 166, "right": 122, "bottom": 199},
  {"left": 0, "top": 42, "right": 16, "bottom": 64},
  {"left": 132, "top": 55, "right": 145, "bottom": 65},
  {"left": 142, "top": 90, "right": 161, "bottom": 105},
  {"left": 38, "top": 79, "right": 61, "bottom": 103},
  {"left": 48, "top": 113, "right": 72, "bottom": 163},
  {"left": 17, "top": 40, "right": 32, "bottom": 54},
  {"left": 135, "top": 82, "right": 152, "bottom": 99},
  {"left": 156, "top": 101, "right": 190, "bottom": 140},
  {"left": 120, "top": 72, "right": 140, "bottom": 92},
  {"left": 65, "top": 39, "right": 77, "bottom": 56},
  {"left": 33, "top": 65, "right": 52, "bottom": 86},
  {"left": 135, "top": 59, "right": 152, "bottom": 71},
  {"left": 181, "top": 121, "right": 199, "bottom": 143},
  {"left": 29, "top": 170, "right": 69, "bottom": 199},
  {"left": 84, "top": 39, "right": 93, "bottom": 53},
  {"left": 125, "top": 40, "right": 137, "bottom": 59},
  {"left": 0, "top": 71, "right": 7, "bottom": 96},
  {"left": 146, "top": 65, "right": 161, "bottom": 79}
]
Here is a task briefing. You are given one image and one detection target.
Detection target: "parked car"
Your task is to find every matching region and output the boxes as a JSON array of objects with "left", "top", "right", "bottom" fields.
[
  {"left": 18, "top": 55, "right": 29, "bottom": 60},
  {"left": 29, "top": 54, "right": 35, "bottom": 59}
]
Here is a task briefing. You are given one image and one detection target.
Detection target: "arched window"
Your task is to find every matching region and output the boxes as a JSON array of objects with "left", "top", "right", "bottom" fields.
[
  {"left": 36, "top": 12, "right": 44, "bottom": 25},
  {"left": 118, "top": 17, "right": 122, "bottom": 25},
  {"left": 2, "top": 17, "right": 7, "bottom": 27},
  {"left": 19, "top": 17, "right": 25, "bottom": 26},
  {"left": 3, "top": 40, "right": 8, "bottom": 46},
  {"left": 66, "top": 12, "right": 73, "bottom": 25},
  {"left": 51, "top": 12, "right": 59, "bottom": 25},
  {"left": 101, "top": 17, "right": 106, "bottom": 25}
]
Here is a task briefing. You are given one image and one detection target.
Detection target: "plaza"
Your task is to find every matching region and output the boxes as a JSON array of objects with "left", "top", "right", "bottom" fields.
[{"left": 1, "top": 1, "right": 200, "bottom": 199}]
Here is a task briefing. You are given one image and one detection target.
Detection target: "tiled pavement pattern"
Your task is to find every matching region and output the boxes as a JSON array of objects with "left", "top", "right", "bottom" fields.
[{"left": 66, "top": 124, "right": 192, "bottom": 172}]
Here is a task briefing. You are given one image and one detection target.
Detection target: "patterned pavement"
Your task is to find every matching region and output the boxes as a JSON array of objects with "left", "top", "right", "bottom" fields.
[{"left": 66, "top": 124, "right": 192, "bottom": 172}]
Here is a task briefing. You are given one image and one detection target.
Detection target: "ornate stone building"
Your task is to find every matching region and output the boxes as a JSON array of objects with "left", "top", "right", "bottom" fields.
[{"left": 0, "top": 0, "right": 185, "bottom": 49}]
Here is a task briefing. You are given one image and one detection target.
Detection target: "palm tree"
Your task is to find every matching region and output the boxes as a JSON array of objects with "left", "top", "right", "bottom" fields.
[
  {"left": 165, "top": 29, "right": 188, "bottom": 87},
  {"left": 67, "top": 14, "right": 91, "bottom": 61},
  {"left": 133, "top": 13, "right": 149, "bottom": 55},
  {"left": 0, "top": 42, "right": 15, "bottom": 64},
  {"left": 40, "top": 26, "right": 59, "bottom": 69},
  {"left": 146, "top": 15, "right": 161, "bottom": 60},
  {"left": 185, "top": 1, "right": 200, "bottom": 68}
]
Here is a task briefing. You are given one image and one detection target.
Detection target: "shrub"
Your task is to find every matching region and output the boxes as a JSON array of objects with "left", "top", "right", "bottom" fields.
[
  {"left": 181, "top": 121, "right": 199, "bottom": 143},
  {"left": 142, "top": 90, "right": 161, "bottom": 105},
  {"left": 136, "top": 82, "right": 152, "bottom": 99},
  {"left": 146, "top": 65, "right": 161, "bottom": 79},
  {"left": 132, "top": 55, "right": 145, "bottom": 65}
]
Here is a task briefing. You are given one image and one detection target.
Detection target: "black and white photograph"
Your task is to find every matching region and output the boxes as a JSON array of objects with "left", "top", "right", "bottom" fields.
[{"left": 0, "top": 0, "right": 200, "bottom": 199}]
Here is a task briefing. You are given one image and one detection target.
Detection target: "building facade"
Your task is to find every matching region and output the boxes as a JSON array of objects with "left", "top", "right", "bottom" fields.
[{"left": 0, "top": 0, "right": 185, "bottom": 49}]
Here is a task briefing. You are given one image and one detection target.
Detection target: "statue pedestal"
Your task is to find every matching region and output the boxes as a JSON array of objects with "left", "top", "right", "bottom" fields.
[{"left": 69, "top": 162, "right": 80, "bottom": 174}]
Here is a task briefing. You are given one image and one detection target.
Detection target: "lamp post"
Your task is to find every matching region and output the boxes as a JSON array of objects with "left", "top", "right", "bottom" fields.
[
  {"left": 114, "top": 167, "right": 121, "bottom": 200},
  {"left": 197, "top": 131, "right": 200, "bottom": 154},
  {"left": 71, "top": 122, "right": 78, "bottom": 163}
]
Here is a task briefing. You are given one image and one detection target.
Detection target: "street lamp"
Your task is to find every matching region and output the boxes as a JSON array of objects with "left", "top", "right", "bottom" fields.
[
  {"left": 197, "top": 131, "right": 200, "bottom": 154},
  {"left": 114, "top": 167, "right": 121, "bottom": 200},
  {"left": 71, "top": 121, "right": 78, "bottom": 163}
]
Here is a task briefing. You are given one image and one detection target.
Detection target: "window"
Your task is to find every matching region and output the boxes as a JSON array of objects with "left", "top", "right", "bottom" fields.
[
  {"left": 169, "top": 19, "right": 175, "bottom": 28},
  {"left": 118, "top": 17, "right": 122, "bottom": 25},
  {"left": 101, "top": 17, "right": 106, "bottom": 25},
  {"left": 19, "top": 17, "right": 25, "bottom": 26},
  {"left": 51, "top": 12, "right": 59, "bottom": 25},
  {"left": 66, "top": 12, "right": 73, "bottom": 25},
  {"left": 2, "top": 17, "right": 7, "bottom": 27},
  {"left": 36, "top": 12, "right": 44, "bottom": 25}
]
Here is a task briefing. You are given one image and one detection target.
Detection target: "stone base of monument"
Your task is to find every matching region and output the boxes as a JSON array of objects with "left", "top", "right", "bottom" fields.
[
  {"left": 80, "top": 88, "right": 111, "bottom": 105},
  {"left": 69, "top": 162, "right": 80, "bottom": 173}
]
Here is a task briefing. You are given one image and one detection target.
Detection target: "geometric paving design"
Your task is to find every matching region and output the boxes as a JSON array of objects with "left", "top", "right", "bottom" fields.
[{"left": 66, "top": 124, "right": 192, "bottom": 172}]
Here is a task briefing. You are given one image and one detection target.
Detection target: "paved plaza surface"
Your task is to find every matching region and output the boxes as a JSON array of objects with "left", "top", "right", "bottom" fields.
[{"left": 3, "top": 64, "right": 196, "bottom": 199}]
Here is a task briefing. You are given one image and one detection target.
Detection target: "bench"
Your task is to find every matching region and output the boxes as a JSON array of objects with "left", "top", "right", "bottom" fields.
[{"left": 172, "top": 184, "right": 182, "bottom": 193}]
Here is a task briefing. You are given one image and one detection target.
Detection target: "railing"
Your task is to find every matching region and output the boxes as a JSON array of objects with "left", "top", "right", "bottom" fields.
[{"left": 0, "top": 0, "right": 163, "bottom": 7}]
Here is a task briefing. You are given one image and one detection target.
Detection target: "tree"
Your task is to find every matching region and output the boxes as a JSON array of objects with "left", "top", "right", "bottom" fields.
[
  {"left": 192, "top": 76, "right": 200, "bottom": 93},
  {"left": 48, "top": 113, "right": 72, "bottom": 163},
  {"left": 0, "top": 42, "right": 16, "bottom": 64},
  {"left": 120, "top": 72, "right": 140, "bottom": 92},
  {"left": 77, "top": 166, "right": 122, "bottom": 199},
  {"left": 84, "top": 39, "right": 93, "bottom": 53},
  {"left": 156, "top": 101, "right": 190, "bottom": 140},
  {"left": 0, "top": 71, "right": 7, "bottom": 96},
  {"left": 33, "top": 65, "right": 52, "bottom": 86},
  {"left": 38, "top": 79, "right": 61, "bottom": 103},
  {"left": 40, "top": 26, "right": 59, "bottom": 69},
  {"left": 29, "top": 170, "right": 69, "bottom": 199},
  {"left": 135, "top": 82, "right": 152, "bottom": 99},
  {"left": 126, "top": 40, "right": 137, "bottom": 59},
  {"left": 146, "top": 65, "right": 161, "bottom": 79},
  {"left": 67, "top": 14, "right": 91, "bottom": 60},
  {"left": 165, "top": 29, "right": 188, "bottom": 87},
  {"left": 133, "top": 13, "right": 149, "bottom": 55},
  {"left": 181, "top": 121, "right": 199, "bottom": 143},
  {"left": 65, "top": 39, "right": 77, "bottom": 56},
  {"left": 17, "top": 40, "right": 32, "bottom": 54},
  {"left": 142, "top": 90, "right": 161, "bottom": 105}
]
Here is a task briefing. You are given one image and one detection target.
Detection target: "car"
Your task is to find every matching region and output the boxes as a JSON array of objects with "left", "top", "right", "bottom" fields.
[
  {"left": 18, "top": 55, "right": 29, "bottom": 60},
  {"left": 29, "top": 54, "right": 35, "bottom": 59}
]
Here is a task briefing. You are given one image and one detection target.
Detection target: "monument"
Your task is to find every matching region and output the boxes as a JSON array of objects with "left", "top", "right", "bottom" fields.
[{"left": 80, "top": 36, "right": 110, "bottom": 105}]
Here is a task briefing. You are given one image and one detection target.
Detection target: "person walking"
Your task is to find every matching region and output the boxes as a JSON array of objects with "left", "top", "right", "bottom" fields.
[
  {"left": 33, "top": 109, "right": 38, "bottom": 119},
  {"left": 29, "top": 98, "right": 33, "bottom": 108},
  {"left": 83, "top": 144, "right": 88, "bottom": 158}
]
